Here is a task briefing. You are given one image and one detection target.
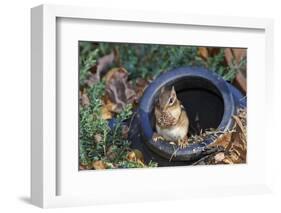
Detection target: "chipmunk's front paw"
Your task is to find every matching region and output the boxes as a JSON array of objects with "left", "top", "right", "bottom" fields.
[
  {"left": 177, "top": 136, "right": 188, "bottom": 149},
  {"left": 152, "top": 133, "right": 164, "bottom": 142}
]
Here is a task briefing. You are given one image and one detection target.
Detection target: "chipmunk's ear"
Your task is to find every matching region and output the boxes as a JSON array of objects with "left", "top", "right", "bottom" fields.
[
  {"left": 167, "top": 86, "right": 177, "bottom": 106},
  {"left": 171, "top": 86, "right": 177, "bottom": 97}
]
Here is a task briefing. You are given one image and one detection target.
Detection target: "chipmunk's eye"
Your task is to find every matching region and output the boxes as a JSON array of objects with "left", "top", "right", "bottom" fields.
[{"left": 169, "top": 97, "right": 174, "bottom": 105}]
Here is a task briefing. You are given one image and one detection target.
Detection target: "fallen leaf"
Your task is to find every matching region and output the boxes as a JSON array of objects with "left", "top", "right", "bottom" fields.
[
  {"left": 207, "top": 48, "right": 221, "bottom": 57},
  {"left": 222, "top": 157, "right": 234, "bottom": 164},
  {"left": 224, "top": 48, "right": 234, "bottom": 66},
  {"left": 209, "top": 132, "right": 232, "bottom": 149},
  {"left": 214, "top": 152, "right": 225, "bottom": 163},
  {"left": 80, "top": 93, "right": 90, "bottom": 107},
  {"left": 85, "top": 52, "right": 115, "bottom": 87},
  {"left": 100, "top": 96, "right": 117, "bottom": 120},
  {"left": 198, "top": 47, "right": 221, "bottom": 61},
  {"left": 104, "top": 162, "right": 116, "bottom": 169},
  {"left": 79, "top": 90, "right": 90, "bottom": 107},
  {"left": 225, "top": 109, "right": 247, "bottom": 163},
  {"left": 224, "top": 48, "right": 246, "bottom": 65},
  {"left": 198, "top": 47, "right": 209, "bottom": 60},
  {"left": 127, "top": 149, "right": 144, "bottom": 163},
  {"left": 127, "top": 151, "right": 136, "bottom": 161},
  {"left": 132, "top": 78, "right": 149, "bottom": 103},
  {"left": 232, "top": 115, "right": 246, "bottom": 137},
  {"left": 96, "top": 51, "right": 115, "bottom": 77},
  {"left": 104, "top": 67, "right": 136, "bottom": 112},
  {"left": 92, "top": 160, "right": 107, "bottom": 170},
  {"left": 233, "top": 49, "right": 246, "bottom": 64},
  {"left": 101, "top": 107, "right": 113, "bottom": 120},
  {"left": 106, "top": 145, "right": 118, "bottom": 161},
  {"left": 234, "top": 71, "right": 247, "bottom": 94},
  {"left": 80, "top": 163, "right": 93, "bottom": 170},
  {"left": 227, "top": 128, "right": 247, "bottom": 163},
  {"left": 79, "top": 165, "right": 86, "bottom": 170},
  {"left": 135, "top": 78, "right": 148, "bottom": 87},
  {"left": 133, "top": 149, "right": 145, "bottom": 163},
  {"left": 94, "top": 134, "right": 102, "bottom": 144}
]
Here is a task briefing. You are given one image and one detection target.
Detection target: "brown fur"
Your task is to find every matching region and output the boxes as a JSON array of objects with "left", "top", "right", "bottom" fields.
[{"left": 153, "top": 87, "right": 189, "bottom": 149}]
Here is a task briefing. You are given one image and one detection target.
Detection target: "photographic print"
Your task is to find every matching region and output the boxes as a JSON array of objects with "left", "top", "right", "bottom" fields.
[{"left": 79, "top": 42, "right": 247, "bottom": 170}]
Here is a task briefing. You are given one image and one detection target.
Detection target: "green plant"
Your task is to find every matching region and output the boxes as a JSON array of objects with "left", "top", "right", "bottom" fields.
[
  {"left": 79, "top": 81, "right": 109, "bottom": 165},
  {"left": 95, "top": 43, "right": 243, "bottom": 81},
  {"left": 79, "top": 80, "right": 155, "bottom": 168},
  {"left": 97, "top": 43, "right": 204, "bottom": 79},
  {"left": 79, "top": 42, "right": 99, "bottom": 85},
  {"left": 205, "top": 48, "right": 246, "bottom": 82},
  {"left": 223, "top": 56, "right": 246, "bottom": 82}
]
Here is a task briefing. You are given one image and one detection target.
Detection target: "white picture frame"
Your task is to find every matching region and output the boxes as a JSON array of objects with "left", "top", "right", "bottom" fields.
[{"left": 31, "top": 4, "right": 274, "bottom": 208}]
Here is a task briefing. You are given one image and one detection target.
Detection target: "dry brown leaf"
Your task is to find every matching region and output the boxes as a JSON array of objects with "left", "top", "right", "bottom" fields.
[
  {"left": 132, "top": 78, "right": 149, "bottom": 103},
  {"left": 101, "top": 107, "right": 113, "bottom": 120},
  {"left": 96, "top": 51, "right": 115, "bottom": 77},
  {"left": 127, "top": 151, "right": 136, "bottom": 161},
  {"left": 222, "top": 157, "right": 234, "bottom": 164},
  {"left": 80, "top": 91, "right": 90, "bottom": 107},
  {"left": 226, "top": 48, "right": 246, "bottom": 65},
  {"left": 104, "top": 67, "right": 136, "bottom": 112},
  {"left": 198, "top": 47, "right": 221, "bottom": 61},
  {"left": 208, "top": 48, "right": 221, "bottom": 57},
  {"left": 214, "top": 152, "right": 225, "bottom": 163},
  {"left": 106, "top": 145, "right": 118, "bottom": 161},
  {"left": 234, "top": 71, "right": 247, "bottom": 94},
  {"left": 228, "top": 129, "right": 247, "bottom": 163},
  {"left": 79, "top": 165, "right": 86, "bottom": 170},
  {"left": 198, "top": 47, "right": 209, "bottom": 60},
  {"left": 94, "top": 134, "right": 102, "bottom": 144},
  {"left": 104, "top": 162, "right": 116, "bottom": 169},
  {"left": 135, "top": 78, "right": 148, "bottom": 87},
  {"left": 100, "top": 96, "right": 118, "bottom": 119},
  {"left": 127, "top": 149, "right": 144, "bottom": 163},
  {"left": 224, "top": 48, "right": 234, "bottom": 66},
  {"left": 232, "top": 115, "right": 246, "bottom": 137},
  {"left": 210, "top": 132, "right": 232, "bottom": 149},
  {"left": 104, "top": 67, "right": 125, "bottom": 82},
  {"left": 80, "top": 163, "right": 93, "bottom": 170},
  {"left": 233, "top": 49, "right": 246, "bottom": 64},
  {"left": 134, "top": 149, "right": 145, "bottom": 163},
  {"left": 84, "top": 52, "right": 115, "bottom": 87},
  {"left": 92, "top": 160, "right": 107, "bottom": 170},
  {"left": 224, "top": 109, "right": 247, "bottom": 163}
]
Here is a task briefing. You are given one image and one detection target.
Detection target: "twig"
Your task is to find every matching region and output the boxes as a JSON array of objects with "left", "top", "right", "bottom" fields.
[{"left": 169, "top": 146, "right": 180, "bottom": 162}]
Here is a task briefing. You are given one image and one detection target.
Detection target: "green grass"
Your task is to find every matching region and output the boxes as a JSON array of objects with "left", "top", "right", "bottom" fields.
[{"left": 80, "top": 42, "right": 245, "bottom": 83}]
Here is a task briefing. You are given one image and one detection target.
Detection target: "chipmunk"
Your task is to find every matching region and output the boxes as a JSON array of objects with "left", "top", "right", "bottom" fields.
[{"left": 153, "top": 86, "right": 189, "bottom": 149}]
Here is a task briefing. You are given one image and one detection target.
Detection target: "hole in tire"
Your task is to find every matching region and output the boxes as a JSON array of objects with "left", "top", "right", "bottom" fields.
[{"left": 152, "top": 77, "right": 224, "bottom": 135}]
